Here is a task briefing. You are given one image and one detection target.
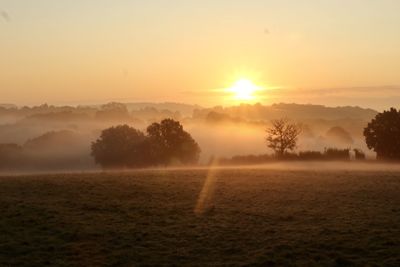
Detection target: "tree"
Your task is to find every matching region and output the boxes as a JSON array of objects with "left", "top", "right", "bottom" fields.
[
  {"left": 91, "top": 120, "right": 201, "bottom": 169},
  {"left": 364, "top": 108, "right": 400, "bottom": 160},
  {"left": 91, "top": 125, "right": 147, "bottom": 168},
  {"left": 146, "top": 119, "right": 201, "bottom": 165},
  {"left": 265, "top": 118, "right": 302, "bottom": 156}
]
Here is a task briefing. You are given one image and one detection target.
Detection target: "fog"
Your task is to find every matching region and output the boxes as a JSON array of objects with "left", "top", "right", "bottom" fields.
[
  {"left": 138, "top": 162, "right": 400, "bottom": 175},
  {"left": 188, "top": 121, "right": 373, "bottom": 163},
  {"left": 0, "top": 103, "right": 378, "bottom": 173}
]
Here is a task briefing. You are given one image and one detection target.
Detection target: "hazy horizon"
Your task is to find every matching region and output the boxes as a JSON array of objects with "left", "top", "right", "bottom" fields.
[{"left": 0, "top": 98, "right": 390, "bottom": 113}]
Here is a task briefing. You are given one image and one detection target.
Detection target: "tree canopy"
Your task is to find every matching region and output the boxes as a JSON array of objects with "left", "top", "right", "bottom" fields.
[
  {"left": 91, "top": 125, "right": 147, "bottom": 168},
  {"left": 91, "top": 119, "right": 201, "bottom": 169},
  {"left": 147, "top": 119, "right": 201, "bottom": 165},
  {"left": 364, "top": 108, "right": 400, "bottom": 160}
]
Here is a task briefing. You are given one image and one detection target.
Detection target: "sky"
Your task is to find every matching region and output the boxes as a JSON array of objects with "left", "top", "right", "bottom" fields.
[{"left": 1, "top": 0, "right": 400, "bottom": 110}]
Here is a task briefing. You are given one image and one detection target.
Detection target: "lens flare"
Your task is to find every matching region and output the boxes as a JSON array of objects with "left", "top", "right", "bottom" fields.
[{"left": 194, "top": 158, "right": 219, "bottom": 216}]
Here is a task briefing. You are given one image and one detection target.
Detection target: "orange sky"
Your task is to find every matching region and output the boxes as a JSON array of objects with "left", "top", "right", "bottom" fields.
[{"left": 1, "top": 1, "right": 400, "bottom": 110}]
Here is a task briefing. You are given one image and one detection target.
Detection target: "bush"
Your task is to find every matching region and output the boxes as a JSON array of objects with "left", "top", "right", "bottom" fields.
[
  {"left": 219, "top": 148, "right": 353, "bottom": 166},
  {"left": 354, "top": 149, "right": 366, "bottom": 160},
  {"left": 298, "top": 151, "right": 324, "bottom": 160},
  {"left": 324, "top": 148, "right": 350, "bottom": 161}
]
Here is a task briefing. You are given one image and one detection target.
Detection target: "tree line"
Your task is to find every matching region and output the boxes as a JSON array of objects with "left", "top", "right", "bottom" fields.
[
  {"left": 0, "top": 107, "right": 399, "bottom": 171},
  {"left": 257, "top": 108, "right": 400, "bottom": 162},
  {"left": 92, "top": 108, "right": 400, "bottom": 169},
  {"left": 219, "top": 148, "right": 365, "bottom": 165}
]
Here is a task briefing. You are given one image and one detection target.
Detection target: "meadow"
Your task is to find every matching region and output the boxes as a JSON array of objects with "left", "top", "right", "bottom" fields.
[{"left": 0, "top": 167, "right": 399, "bottom": 266}]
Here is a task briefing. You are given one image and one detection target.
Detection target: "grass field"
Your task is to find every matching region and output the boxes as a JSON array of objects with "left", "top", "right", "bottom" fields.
[{"left": 0, "top": 168, "right": 399, "bottom": 266}]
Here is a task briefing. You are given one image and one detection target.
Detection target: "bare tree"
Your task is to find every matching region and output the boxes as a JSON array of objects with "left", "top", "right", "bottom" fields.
[{"left": 266, "top": 118, "right": 302, "bottom": 156}]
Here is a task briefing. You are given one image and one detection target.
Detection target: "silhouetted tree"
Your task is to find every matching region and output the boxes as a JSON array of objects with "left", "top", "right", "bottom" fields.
[
  {"left": 91, "top": 125, "right": 147, "bottom": 168},
  {"left": 146, "top": 119, "right": 200, "bottom": 165},
  {"left": 364, "top": 108, "right": 400, "bottom": 160},
  {"left": 266, "top": 118, "right": 302, "bottom": 156},
  {"left": 91, "top": 120, "right": 201, "bottom": 169}
]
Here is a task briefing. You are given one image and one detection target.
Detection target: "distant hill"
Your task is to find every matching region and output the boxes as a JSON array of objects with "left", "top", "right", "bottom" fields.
[
  {"left": 269, "top": 103, "right": 377, "bottom": 120},
  {"left": 194, "top": 103, "right": 378, "bottom": 122},
  {"left": 0, "top": 102, "right": 379, "bottom": 122}
]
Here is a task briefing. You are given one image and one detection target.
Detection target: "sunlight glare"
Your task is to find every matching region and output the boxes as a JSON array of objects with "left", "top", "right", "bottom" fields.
[{"left": 229, "top": 79, "right": 260, "bottom": 101}]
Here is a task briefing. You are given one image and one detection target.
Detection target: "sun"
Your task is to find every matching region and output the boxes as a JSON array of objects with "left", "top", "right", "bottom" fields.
[{"left": 228, "top": 79, "right": 260, "bottom": 101}]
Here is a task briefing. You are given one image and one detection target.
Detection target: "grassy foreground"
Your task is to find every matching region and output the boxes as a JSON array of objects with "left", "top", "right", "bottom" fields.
[{"left": 0, "top": 168, "right": 399, "bottom": 266}]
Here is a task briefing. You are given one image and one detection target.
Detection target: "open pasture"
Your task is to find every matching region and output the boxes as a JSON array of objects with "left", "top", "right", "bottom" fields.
[{"left": 0, "top": 168, "right": 399, "bottom": 266}]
